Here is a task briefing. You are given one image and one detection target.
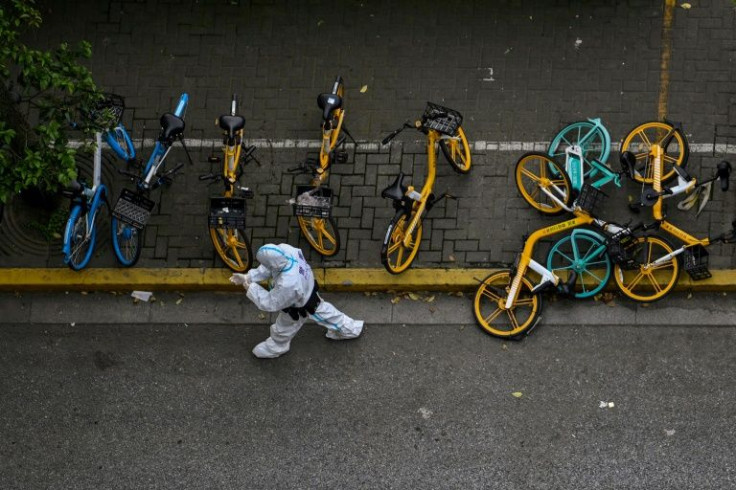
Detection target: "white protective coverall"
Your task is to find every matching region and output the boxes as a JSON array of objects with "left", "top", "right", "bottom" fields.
[{"left": 244, "top": 243, "right": 364, "bottom": 358}]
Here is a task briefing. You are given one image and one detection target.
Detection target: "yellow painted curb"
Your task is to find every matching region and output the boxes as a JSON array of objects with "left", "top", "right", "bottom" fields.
[{"left": 1, "top": 268, "right": 736, "bottom": 293}]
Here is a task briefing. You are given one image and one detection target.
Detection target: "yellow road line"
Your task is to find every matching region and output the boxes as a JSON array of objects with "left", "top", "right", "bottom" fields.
[
  {"left": 1, "top": 268, "right": 736, "bottom": 293},
  {"left": 658, "top": 0, "right": 676, "bottom": 120}
]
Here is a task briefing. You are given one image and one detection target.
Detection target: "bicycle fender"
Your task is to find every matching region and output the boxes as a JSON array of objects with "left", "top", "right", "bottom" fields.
[
  {"left": 570, "top": 228, "right": 607, "bottom": 243},
  {"left": 62, "top": 205, "right": 83, "bottom": 258}
]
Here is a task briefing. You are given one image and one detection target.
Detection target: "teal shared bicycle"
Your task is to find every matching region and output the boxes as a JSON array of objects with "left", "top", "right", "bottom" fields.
[{"left": 513, "top": 118, "right": 623, "bottom": 299}]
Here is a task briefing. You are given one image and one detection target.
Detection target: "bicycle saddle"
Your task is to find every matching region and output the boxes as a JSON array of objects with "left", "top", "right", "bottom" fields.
[
  {"left": 219, "top": 115, "right": 246, "bottom": 138},
  {"left": 159, "top": 113, "right": 186, "bottom": 142},
  {"left": 317, "top": 93, "right": 342, "bottom": 121},
  {"left": 381, "top": 172, "right": 408, "bottom": 201}
]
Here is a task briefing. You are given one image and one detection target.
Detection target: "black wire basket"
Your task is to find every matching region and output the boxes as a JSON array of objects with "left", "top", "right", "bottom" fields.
[
  {"left": 576, "top": 183, "right": 607, "bottom": 215},
  {"left": 422, "top": 102, "right": 463, "bottom": 136},
  {"left": 606, "top": 229, "right": 641, "bottom": 270},
  {"left": 91, "top": 93, "right": 126, "bottom": 127},
  {"left": 208, "top": 197, "right": 246, "bottom": 228},
  {"left": 112, "top": 188, "right": 155, "bottom": 230},
  {"left": 683, "top": 244, "right": 711, "bottom": 280},
  {"left": 293, "top": 185, "right": 333, "bottom": 218}
]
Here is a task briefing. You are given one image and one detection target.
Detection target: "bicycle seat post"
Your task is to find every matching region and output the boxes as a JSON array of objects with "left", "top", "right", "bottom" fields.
[{"left": 92, "top": 131, "right": 103, "bottom": 191}]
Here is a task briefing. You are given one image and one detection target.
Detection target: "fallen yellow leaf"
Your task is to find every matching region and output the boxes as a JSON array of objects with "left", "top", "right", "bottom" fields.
[
  {"left": 681, "top": 3, "right": 691, "bottom": 9},
  {"left": 408, "top": 293, "right": 420, "bottom": 301},
  {"left": 512, "top": 392, "right": 523, "bottom": 398},
  {"left": 360, "top": 85, "right": 368, "bottom": 93},
  {"left": 176, "top": 298, "right": 183, "bottom": 305}
]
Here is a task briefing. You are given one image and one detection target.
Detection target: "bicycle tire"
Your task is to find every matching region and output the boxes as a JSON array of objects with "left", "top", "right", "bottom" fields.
[
  {"left": 297, "top": 216, "right": 341, "bottom": 257},
  {"left": 620, "top": 121, "right": 689, "bottom": 184},
  {"left": 380, "top": 208, "right": 423, "bottom": 274},
  {"left": 547, "top": 120, "right": 611, "bottom": 178},
  {"left": 473, "top": 270, "right": 542, "bottom": 338},
  {"left": 210, "top": 225, "right": 253, "bottom": 272},
  {"left": 64, "top": 206, "right": 96, "bottom": 271},
  {"left": 439, "top": 127, "right": 472, "bottom": 174},
  {"left": 515, "top": 152, "right": 573, "bottom": 215},
  {"left": 111, "top": 217, "right": 143, "bottom": 267},
  {"left": 613, "top": 234, "right": 680, "bottom": 302},
  {"left": 546, "top": 229, "right": 611, "bottom": 299}
]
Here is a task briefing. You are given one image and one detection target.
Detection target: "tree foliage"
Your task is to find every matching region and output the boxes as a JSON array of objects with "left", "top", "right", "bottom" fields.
[{"left": 0, "top": 0, "right": 108, "bottom": 203}]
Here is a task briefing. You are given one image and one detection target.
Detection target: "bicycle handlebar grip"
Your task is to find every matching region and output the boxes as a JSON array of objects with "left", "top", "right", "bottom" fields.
[{"left": 198, "top": 173, "right": 216, "bottom": 181}]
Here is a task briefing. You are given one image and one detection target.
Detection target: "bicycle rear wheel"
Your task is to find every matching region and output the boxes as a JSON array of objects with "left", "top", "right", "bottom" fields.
[
  {"left": 620, "top": 121, "right": 689, "bottom": 184},
  {"left": 64, "top": 207, "right": 96, "bottom": 271},
  {"left": 381, "top": 209, "right": 422, "bottom": 274},
  {"left": 613, "top": 235, "right": 680, "bottom": 302},
  {"left": 210, "top": 226, "right": 253, "bottom": 272},
  {"left": 297, "top": 216, "right": 341, "bottom": 256},
  {"left": 515, "top": 152, "right": 573, "bottom": 215},
  {"left": 546, "top": 229, "right": 611, "bottom": 299},
  {"left": 473, "top": 270, "right": 541, "bottom": 338},
  {"left": 111, "top": 217, "right": 143, "bottom": 267},
  {"left": 547, "top": 120, "right": 611, "bottom": 178},
  {"left": 439, "top": 127, "right": 472, "bottom": 173}
]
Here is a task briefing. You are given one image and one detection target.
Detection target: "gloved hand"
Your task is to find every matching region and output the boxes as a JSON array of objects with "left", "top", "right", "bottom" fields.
[{"left": 229, "top": 273, "right": 251, "bottom": 289}]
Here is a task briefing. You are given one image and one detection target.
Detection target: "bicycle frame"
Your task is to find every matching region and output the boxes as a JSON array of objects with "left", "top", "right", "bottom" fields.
[
  {"left": 400, "top": 129, "right": 440, "bottom": 247},
  {"left": 139, "top": 93, "right": 189, "bottom": 190},
  {"left": 565, "top": 145, "right": 620, "bottom": 191},
  {"left": 318, "top": 76, "right": 347, "bottom": 177},
  {"left": 62, "top": 132, "right": 108, "bottom": 265}
]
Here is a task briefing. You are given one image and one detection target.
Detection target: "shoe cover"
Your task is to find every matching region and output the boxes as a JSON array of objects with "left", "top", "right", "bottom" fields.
[{"left": 252, "top": 337, "right": 290, "bottom": 358}]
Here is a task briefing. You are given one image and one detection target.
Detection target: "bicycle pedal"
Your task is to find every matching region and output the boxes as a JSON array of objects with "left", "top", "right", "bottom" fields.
[
  {"left": 335, "top": 150, "right": 348, "bottom": 164},
  {"left": 239, "top": 187, "right": 254, "bottom": 199},
  {"left": 208, "top": 156, "right": 221, "bottom": 164},
  {"left": 557, "top": 272, "right": 578, "bottom": 296}
]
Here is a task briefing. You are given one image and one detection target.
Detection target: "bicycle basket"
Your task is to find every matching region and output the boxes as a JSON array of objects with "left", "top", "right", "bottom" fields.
[
  {"left": 422, "top": 102, "right": 463, "bottom": 136},
  {"left": 606, "top": 230, "right": 641, "bottom": 270},
  {"left": 683, "top": 244, "right": 711, "bottom": 280},
  {"left": 113, "top": 188, "right": 155, "bottom": 230},
  {"left": 576, "top": 183, "right": 607, "bottom": 215},
  {"left": 293, "top": 185, "right": 333, "bottom": 218},
  {"left": 208, "top": 197, "right": 246, "bottom": 228},
  {"left": 90, "top": 93, "right": 126, "bottom": 127}
]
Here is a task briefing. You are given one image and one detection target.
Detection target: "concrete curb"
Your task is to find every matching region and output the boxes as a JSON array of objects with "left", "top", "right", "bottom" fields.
[{"left": 1, "top": 267, "right": 736, "bottom": 293}]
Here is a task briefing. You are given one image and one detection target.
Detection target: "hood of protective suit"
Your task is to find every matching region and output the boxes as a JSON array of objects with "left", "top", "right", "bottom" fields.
[{"left": 256, "top": 244, "right": 296, "bottom": 274}]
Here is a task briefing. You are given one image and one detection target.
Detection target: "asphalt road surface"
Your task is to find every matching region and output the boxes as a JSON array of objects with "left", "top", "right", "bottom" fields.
[{"left": 1, "top": 317, "right": 734, "bottom": 489}]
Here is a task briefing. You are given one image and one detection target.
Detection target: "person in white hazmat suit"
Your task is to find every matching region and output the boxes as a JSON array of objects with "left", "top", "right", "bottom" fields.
[{"left": 230, "top": 243, "right": 364, "bottom": 358}]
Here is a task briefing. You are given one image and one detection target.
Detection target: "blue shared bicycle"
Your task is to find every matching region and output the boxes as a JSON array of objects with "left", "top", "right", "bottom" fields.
[
  {"left": 110, "top": 92, "right": 191, "bottom": 267},
  {"left": 62, "top": 94, "right": 136, "bottom": 270},
  {"left": 62, "top": 93, "right": 190, "bottom": 270}
]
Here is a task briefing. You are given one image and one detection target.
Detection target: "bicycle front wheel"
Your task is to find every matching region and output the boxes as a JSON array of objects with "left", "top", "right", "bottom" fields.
[
  {"left": 210, "top": 226, "right": 253, "bottom": 272},
  {"left": 111, "top": 217, "right": 143, "bottom": 267},
  {"left": 473, "top": 270, "right": 542, "bottom": 338},
  {"left": 439, "top": 127, "right": 472, "bottom": 174},
  {"left": 547, "top": 230, "right": 611, "bottom": 299},
  {"left": 297, "top": 216, "right": 341, "bottom": 256},
  {"left": 381, "top": 209, "right": 423, "bottom": 274},
  {"left": 515, "top": 152, "right": 573, "bottom": 215},
  {"left": 547, "top": 120, "right": 611, "bottom": 177},
  {"left": 64, "top": 207, "right": 96, "bottom": 271},
  {"left": 620, "top": 121, "right": 689, "bottom": 184},
  {"left": 614, "top": 235, "right": 680, "bottom": 302}
]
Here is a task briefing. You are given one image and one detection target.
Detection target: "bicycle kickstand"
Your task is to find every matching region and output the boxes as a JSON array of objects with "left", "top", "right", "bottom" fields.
[
  {"left": 426, "top": 191, "right": 457, "bottom": 211},
  {"left": 341, "top": 125, "right": 358, "bottom": 146},
  {"left": 178, "top": 135, "right": 195, "bottom": 166}
]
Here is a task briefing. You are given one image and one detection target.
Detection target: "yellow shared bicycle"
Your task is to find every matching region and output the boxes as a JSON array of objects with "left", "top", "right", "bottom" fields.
[
  {"left": 199, "top": 94, "right": 259, "bottom": 272},
  {"left": 289, "top": 75, "right": 355, "bottom": 257},
  {"left": 380, "top": 102, "right": 471, "bottom": 274}
]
